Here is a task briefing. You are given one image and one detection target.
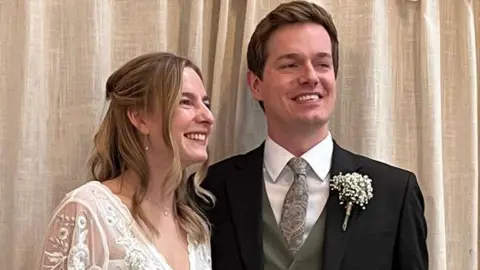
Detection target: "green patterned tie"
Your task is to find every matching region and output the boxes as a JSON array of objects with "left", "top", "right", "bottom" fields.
[{"left": 279, "top": 157, "right": 309, "bottom": 254}]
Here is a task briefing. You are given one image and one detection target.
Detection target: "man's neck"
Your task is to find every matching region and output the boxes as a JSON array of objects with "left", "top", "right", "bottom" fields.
[{"left": 267, "top": 123, "right": 330, "bottom": 157}]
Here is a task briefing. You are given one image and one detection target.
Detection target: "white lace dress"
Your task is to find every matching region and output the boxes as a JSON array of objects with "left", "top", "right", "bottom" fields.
[{"left": 38, "top": 181, "right": 212, "bottom": 270}]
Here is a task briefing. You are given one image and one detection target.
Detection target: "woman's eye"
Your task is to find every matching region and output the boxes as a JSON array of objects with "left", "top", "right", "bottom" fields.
[
  {"left": 204, "top": 102, "right": 211, "bottom": 109},
  {"left": 180, "top": 99, "right": 193, "bottom": 106}
]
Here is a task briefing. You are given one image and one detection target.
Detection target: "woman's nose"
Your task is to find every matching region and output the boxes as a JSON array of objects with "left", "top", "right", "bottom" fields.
[{"left": 198, "top": 104, "right": 214, "bottom": 125}]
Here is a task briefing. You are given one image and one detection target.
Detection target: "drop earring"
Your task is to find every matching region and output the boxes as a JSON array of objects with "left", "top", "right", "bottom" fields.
[{"left": 144, "top": 134, "right": 149, "bottom": 151}]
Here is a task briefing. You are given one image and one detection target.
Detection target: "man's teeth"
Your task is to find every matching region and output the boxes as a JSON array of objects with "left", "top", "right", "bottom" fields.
[
  {"left": 296, "top": 94, "right": 320, "bottom": 101},
  {"left": 185, "top": 133, "right": 206, "bottom": 141}
]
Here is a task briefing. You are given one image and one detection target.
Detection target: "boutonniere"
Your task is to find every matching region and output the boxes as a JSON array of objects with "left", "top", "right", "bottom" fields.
[{"left": 330, "top": 172, "right": 373, "bottom": 231}]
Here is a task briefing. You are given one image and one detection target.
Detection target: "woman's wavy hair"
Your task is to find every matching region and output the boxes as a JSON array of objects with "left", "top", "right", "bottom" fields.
[{"left": 88, "top": 52, "right": 214, "bottom": 243}]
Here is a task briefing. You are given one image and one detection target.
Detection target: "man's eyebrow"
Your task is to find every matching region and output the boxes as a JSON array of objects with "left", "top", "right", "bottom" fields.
[
  {"left": 275, "top": 52, "right": 332, "bottom": 61},
  {"left": 275, "top": 53, "right": 301, "bottom": 61},
  {"left": 315, "top": 52, "right": 332, "bottom": 58}
]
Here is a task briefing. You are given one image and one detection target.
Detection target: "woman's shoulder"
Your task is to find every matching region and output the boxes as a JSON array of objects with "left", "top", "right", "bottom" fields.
[
  {"left": 51, "top": 181, "right": 132, "bottom": 223},
  {"left": 58, "top": 181, "right": 112, "bottom": 206},
  {"left": 39, "top": 181, "right": 117, "bottom": 269}
]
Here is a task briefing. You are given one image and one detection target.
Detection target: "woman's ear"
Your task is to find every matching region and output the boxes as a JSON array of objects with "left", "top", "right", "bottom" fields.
[{"left": 127, "top": 108, "right": 150, "bottom": 135}]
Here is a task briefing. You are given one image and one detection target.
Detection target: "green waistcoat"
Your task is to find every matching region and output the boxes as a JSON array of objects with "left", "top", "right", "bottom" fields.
[{"left": 262, "top": 183, "right": 326, "bottom": 270}]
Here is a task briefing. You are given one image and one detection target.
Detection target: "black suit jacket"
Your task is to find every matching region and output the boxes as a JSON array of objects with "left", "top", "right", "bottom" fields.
[{"left": 199, "top": 141, "right": 428, "bottom": 270}]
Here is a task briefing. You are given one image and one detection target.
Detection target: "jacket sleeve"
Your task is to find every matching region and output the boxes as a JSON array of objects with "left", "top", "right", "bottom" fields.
[{"left": 393, "top": 173, "right": 429, "bottom": 270}]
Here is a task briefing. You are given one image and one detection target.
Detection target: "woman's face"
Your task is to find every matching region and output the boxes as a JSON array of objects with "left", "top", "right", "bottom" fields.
[
  {"left": 144, "top": 67, "right": 214, "bottom": 168},
  {"left": 170, "top": 67, "right": 214, "bottom": 166}
]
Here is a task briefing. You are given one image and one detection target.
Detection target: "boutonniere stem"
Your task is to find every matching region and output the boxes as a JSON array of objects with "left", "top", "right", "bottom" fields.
[
  {"left": 342, "top": 202, "right": 353, "bottom": 231},
  {"left": 330, "top": 172, "right": 373, "bottom": 231}
]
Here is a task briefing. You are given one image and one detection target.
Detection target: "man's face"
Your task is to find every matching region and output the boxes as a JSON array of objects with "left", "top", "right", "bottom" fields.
[{"left": 249, "top": 22, "right": 336, "bottom": 132}]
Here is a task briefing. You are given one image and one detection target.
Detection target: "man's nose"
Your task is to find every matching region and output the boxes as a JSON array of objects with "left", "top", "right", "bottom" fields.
[{"left": 298, "top": 63, "right": 319, "bottom": 87}]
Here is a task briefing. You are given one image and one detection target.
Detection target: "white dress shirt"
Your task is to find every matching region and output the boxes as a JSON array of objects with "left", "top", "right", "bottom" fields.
[{"left": 263, "top": 132, "right": 334, "bottom": 241}]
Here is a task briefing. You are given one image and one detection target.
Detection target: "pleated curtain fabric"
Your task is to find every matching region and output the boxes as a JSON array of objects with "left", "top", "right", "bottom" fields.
[{"left": 0, "top": 0, "right": 478, "bottom": 269}]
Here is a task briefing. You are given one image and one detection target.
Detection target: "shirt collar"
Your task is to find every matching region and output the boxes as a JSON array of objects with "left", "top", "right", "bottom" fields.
[{"left": 264, "top": 132, "right": 334, "bottom": 182}]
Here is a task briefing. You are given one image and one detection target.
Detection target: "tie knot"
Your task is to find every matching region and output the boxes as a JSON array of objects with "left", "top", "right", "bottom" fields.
[{"left": 287, "top": 157, "right": 308, "bottom": 175}]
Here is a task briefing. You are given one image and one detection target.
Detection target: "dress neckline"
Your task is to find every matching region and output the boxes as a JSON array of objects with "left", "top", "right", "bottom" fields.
[{"left": 87, "top": 180, "right": 195, "bottom": 270}]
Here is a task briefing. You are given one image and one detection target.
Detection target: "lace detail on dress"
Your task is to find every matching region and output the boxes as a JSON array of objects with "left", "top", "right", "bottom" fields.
[
  {"left": 42, "top": 208, "right": 94, "bottom": 269},
  {"left": 89, "top": 186, "right": 162, "bottom": 269},
  {"left": 39, "top": 181, "right": 212, "bottom": 270},
  {"left": 195, "top": 240, "right": 212, "bottom": 270}
]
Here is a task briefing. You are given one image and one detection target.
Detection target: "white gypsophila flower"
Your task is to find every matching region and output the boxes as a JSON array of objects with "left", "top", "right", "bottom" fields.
[
  {"left": 330, "top": 172, "right": 373, "bottom": 209},
  {"left": 330, "top": 172, "right": 374, "bottom": 230}
]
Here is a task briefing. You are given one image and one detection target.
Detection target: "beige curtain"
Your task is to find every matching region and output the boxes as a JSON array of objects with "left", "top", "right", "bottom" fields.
[{"left": 0, "top": 0, "right": 478, "bottom": 269}]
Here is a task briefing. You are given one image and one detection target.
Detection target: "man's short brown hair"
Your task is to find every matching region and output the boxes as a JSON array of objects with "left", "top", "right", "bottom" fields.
[{"left": 247, "top": 1, "right": 339, "bottom": 80}]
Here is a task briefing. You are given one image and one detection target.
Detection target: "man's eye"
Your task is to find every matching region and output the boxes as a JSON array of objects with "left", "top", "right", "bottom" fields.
[
  {"left": 312, "top": 60, "right": 332, "bottom": 68},
  {"left": 281, "top": 63, "right": 297, "bottom": 68}
]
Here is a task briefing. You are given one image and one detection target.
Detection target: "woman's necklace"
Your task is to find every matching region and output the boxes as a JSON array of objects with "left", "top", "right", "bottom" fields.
[{"left": 163, "top": 205, "right": 176, "bottom": 217}]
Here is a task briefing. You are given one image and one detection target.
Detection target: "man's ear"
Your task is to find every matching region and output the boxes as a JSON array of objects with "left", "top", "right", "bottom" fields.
[
  {"left": 247, "top": 70, "right": 263, "bottom": 101},
  {"left": 127, "top": 108, "right": 150, "bottom": 135}
]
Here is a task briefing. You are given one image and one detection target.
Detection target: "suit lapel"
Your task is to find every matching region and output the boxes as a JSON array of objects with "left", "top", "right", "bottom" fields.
[
  {"left": 225, "top": 144, "right": 264, "bottom": 270},
  {"left": 323, "top": 141, "right": 362, "bottom": 270}
]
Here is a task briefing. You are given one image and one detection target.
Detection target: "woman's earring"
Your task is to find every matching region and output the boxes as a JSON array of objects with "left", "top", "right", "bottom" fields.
[{"left": 144, "top": 135, "right": 149, "bottom": 151}]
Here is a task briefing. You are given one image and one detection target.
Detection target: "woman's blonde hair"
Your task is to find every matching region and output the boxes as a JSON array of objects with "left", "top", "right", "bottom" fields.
[{"left": 88, "top": 52, "right": 214, "bottom": 243}]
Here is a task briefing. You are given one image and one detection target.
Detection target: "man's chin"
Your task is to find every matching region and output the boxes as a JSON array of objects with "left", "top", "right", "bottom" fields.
[{"left": 294, "top": 115, "right": 329, "bottom": 127}]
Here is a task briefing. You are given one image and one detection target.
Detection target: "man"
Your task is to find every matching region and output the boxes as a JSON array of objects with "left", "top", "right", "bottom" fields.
[{"left": 200, "top": 1, "right": 428, "bottom": 269}]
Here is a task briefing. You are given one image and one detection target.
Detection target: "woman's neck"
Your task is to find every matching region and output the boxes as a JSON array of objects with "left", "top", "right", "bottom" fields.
[{"left": 121, "top": 168, "right": 175, "bottom": 212}]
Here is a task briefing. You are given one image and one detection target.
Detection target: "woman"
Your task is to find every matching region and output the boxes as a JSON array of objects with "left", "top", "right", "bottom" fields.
[{"left": 38, "top": 52, "right": 215, "bottom": 270}]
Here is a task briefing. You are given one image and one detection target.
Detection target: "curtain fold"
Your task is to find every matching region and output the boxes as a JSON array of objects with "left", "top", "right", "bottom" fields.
[{"left": 0, "top": 0, "right": 477, "bottom": 269}]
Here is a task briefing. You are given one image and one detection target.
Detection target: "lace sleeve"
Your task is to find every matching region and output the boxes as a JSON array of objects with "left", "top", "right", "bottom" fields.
[{"left": 38, "top": 200, "right": 108, "bottom": 270}]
